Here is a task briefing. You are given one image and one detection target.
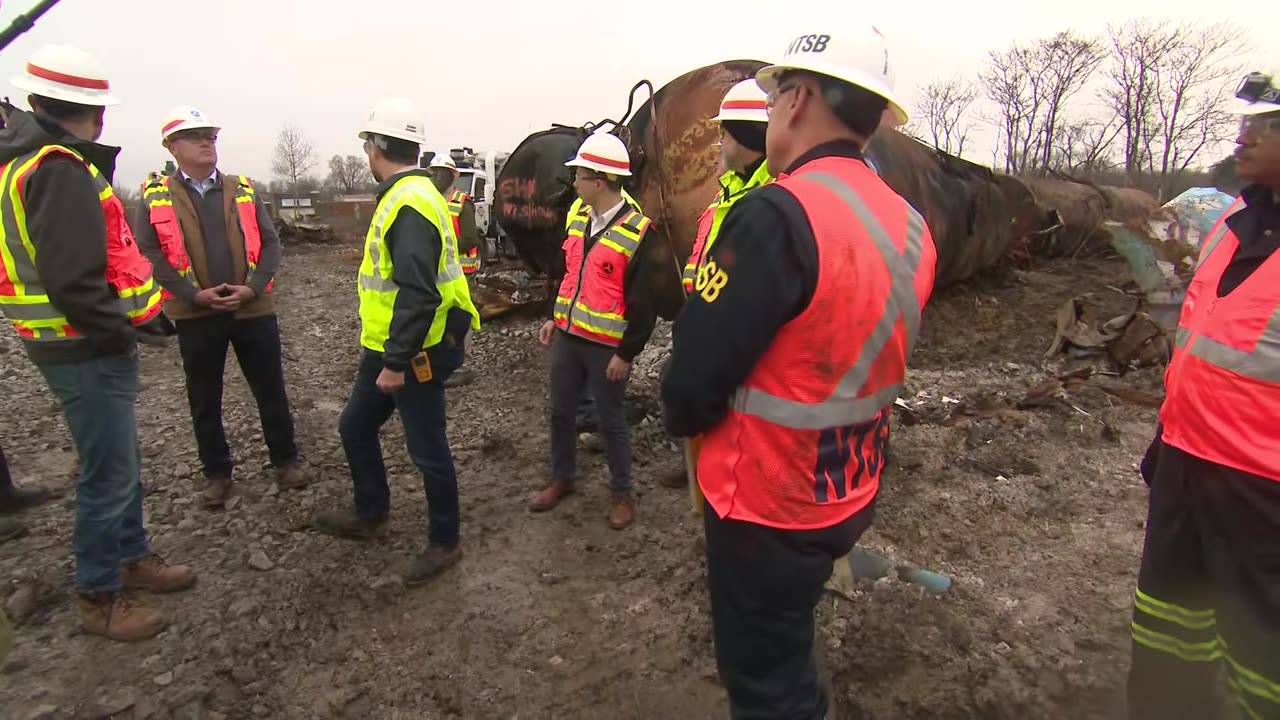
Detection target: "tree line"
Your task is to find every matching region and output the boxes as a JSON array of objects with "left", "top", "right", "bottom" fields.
[{"left": 903, "top": 18, "right": 1250, "bottom": 199}]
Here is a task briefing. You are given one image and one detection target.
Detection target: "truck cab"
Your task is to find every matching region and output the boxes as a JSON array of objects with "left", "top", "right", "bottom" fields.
[{"left": 423, "top": 147, "right": 510, "bottom": 241}]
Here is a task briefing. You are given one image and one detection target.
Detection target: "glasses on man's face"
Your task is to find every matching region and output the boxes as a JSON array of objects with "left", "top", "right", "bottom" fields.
[
  {"left": 765, "top": 82, "right": 800, "bottom": 118},
  {"left": 1240, "top": 114, "right": 1280, "bottom": 138},
  {"left": 175, "top": 130, "right": 218, "bottom": 144}
]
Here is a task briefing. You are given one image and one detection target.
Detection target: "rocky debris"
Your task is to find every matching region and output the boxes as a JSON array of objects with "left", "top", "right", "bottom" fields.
[
  {"left": 274, "top": 218, "right": 342, "bottom": 244},
  {"left": 246, "top": 549, "right": 275, "bottom": 572}
]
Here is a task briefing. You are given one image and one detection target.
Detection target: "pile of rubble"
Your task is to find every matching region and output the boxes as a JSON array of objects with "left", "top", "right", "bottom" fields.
[{"left": 273, "top": 218, "right": 342, "bottom": 244}]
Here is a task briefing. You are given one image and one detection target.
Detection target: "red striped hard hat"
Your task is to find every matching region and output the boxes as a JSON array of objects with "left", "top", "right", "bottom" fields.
[
  {"left": 564, "top": 132, "right": 631, "bottom": 177},
  {"left": 11, "top": 45, "right": 119, "bottom": 106},
  {"left": 160, "top": 105, "right": 220, "bottom": 143},
  {"left": 714, "top": 79, "right": 768, "bottom": 123}
]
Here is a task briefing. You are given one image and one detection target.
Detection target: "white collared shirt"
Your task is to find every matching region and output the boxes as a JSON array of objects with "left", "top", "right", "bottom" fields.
[
  {"left": 587, "top": 197, "right": 626, "bottom": 235},
  {"left": 181, "top": 168, "right": 219, "bottom": 197}
]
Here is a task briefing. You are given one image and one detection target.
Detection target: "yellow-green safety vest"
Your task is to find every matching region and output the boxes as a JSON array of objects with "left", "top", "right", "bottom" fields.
[
  {"left": 683, "top": 161, "right": 773, "bottom": 291},
  {"left": 358, "top": 174, "right": 480, "bottom": 353}
]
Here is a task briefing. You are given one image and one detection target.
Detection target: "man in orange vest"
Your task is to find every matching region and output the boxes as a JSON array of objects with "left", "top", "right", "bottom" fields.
[
  {"left": 428, "top": 153, "right": 481, "bottom": 388},
  {"left": 135, "top": 105, "right": 311, "bottom": 508},
  {"left": 532, "top": 132, "right": 662, "bottom": 530},
  {"left": 662, "top": 27, "right": 937, "bottom": 718},
  {"left": 0, "top": 45, "right": 197, "bottom": 642},
  {"left": 1126, "top": 66, "right": 1280, "bottom": 720},
  {"left": 660, "top": 79, "right": 774, "bottom": 491}
]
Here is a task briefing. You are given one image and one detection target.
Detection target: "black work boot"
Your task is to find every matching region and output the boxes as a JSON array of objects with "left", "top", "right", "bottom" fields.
[
  {"left": 402, "top": 544, "right": 461, "bottom": 587},
  {"left": 0, "top": 465, "right": 51, "bottom": 515},
  {"left": 312, "top": 508, "right": 388, "bottom": 540},
  {"left": 0, "top": 517, "right": 26, "bottom": 544},
  {"left": 442, "top": 368, "right": 475, "bottom": 388}
]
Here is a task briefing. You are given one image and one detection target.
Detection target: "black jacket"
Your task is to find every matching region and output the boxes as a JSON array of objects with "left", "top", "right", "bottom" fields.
[
  {"left": 377, "top": 169, "right": 446, "bottom": 372},
  {"left": 661, "top": 141, "right": 867, "bottom": 437},
  {"left": 0, "top": 105, "right": 134, "bottom": 364}
]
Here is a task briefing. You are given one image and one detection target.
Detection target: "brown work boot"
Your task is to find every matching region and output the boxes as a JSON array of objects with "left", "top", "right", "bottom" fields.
[
  {"left": 77, "top": 591, "right": 166, "bottom": 642},
  {"left": 122, "top": 554, "right": 197, "bottom": 593},
  {"left": 657, "top": 468, "right": 688, "bottom": 489},
  {"left": 608, "top": 494, "right": 636, "bottom": 530},
  {"left": 530, "top": 481, "right": 573, "bottom": 512},
  {"left": 276, "top": 461, "right": 311, "bottom": 490},
  {"left": 312, "top": 508, "right": 389, "bottom": 540},
  {"left": 199, "top": 474, "right": 233, "bottom": 509},
  {"left": 403, "top": 543, "right": 462, "bottom": 587}
]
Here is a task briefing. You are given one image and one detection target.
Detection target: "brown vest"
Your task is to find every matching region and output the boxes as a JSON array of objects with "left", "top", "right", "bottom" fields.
[{"left": 163, "top": 172, "right": 274, "bottom": 320}]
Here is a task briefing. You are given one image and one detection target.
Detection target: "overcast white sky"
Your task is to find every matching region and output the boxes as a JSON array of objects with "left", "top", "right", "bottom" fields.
[{"left": 0, "top": 0, "right": 1274, "bottom": 189}]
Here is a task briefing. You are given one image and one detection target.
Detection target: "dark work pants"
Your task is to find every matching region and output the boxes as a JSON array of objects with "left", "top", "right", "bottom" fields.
[
  {"left": 1127, "top": 442, "right": 1280, "bottom": 720},
  {"left": 176, "top": 313, "right": 298, "bottom": 478},
  {"left": 548, "top": 331, "right": 631, "bottom": 494},
  {"left": 0, "top": 443, "right": 10, "bottom": 491},
  {"left": 704, "top": 500, "right": 875, "bottom": 720},
  {"left": 340, "top": 344, "right": 463, "bottom": 546}
]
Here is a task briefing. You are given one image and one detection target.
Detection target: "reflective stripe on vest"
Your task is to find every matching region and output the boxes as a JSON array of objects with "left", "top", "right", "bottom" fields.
[
  {"left": 683, "top": 162, "right": 773, "bottom": 293},
  {"left": 552, "top": 207, "right": 650, "bottom": 346},
  {"left": 1161, "top": 197, "right": 1280, "bottom": 481},
  {"left": 0, "top": 145, "right": 163, "bottom": 341},
  {"left": 143, "top": 174, "right": 269, "bottom": 297},
  {"left": 732, "top": 171, "right": 930, "bottom": 429},
  {"left": 448, "top": 189, "right": 480, "bottom": 273},
  {"left": 358, "top": 174, "right": 480, "bottom": 352},
  {"left": 696, "top": 156, "right": 938, "bottom": 529}
]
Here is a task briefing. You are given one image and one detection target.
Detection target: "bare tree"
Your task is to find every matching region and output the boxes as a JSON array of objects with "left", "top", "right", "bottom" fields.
[
  {"left": 979, "top": 46, "right": 1036, "bottom": 173},
  {"left": 1034, "top": 31, "right": 1107, "bottom": 171},
  {"left": 908, "top": 75, "right": 979, "bottom": 156},
  {"left": 270, "top": 124, "right": 318, "bottom": 204},
  {"left": 1102, "top": 18, "right": 1246, "bottom": 197},
  {"left": 980, "top": 31, "right": 1107, "bottom": 174},
  {"left": 1051, "top": 116, "right": 1123, "bottom": 174},
  {"left": 326, "top": 154, "right": 372, "bottom": 194}
]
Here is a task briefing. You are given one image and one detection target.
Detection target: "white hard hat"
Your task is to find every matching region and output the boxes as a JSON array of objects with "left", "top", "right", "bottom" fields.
[
  {"left": 756, "top": 26, "right": 909, "bottom": 127},
  {"left": 564, "top": 132, "right": 631, "bottom": 177},
  {"left": 11, "top": 44, "right": 119, "bottom": 106},
  {"left": 714, "top": 79, "right": 769, "bottom": 123},
  {"left": 428, "top": 154, "right": 457, "bottom": 171},
  {"left": 1230, "top": 68, "right": 1280, "bottom": 116},
  {"left": 160, "top": 105, "right": 219, "bottom": 143},
  {"left": 359, "top": 97, "right": 426, "bottom": 144}
]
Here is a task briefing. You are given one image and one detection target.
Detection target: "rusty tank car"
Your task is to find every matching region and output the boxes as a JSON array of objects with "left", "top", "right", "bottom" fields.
[{"left": 493, "top": 58, "right": 1116, "bottom": 303}]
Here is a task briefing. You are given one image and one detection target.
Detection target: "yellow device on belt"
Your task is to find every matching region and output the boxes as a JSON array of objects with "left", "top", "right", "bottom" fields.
[
  {"left": 410, "top": 351, "right": 433, "bottom": 383},
  {"left": 685, "top": 434, "right": 705, "bottom": 515}
]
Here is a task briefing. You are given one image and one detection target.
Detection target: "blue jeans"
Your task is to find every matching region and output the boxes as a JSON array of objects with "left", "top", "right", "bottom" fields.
[
  {"left": 37, "top": 352, "right": 150, "bottom": 593},
  {"left": 340, "top": 343, "right": 463, "bottom": 546}
]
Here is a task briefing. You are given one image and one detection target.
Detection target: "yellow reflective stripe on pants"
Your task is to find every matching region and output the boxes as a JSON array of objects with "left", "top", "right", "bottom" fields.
[
  {"left": 1130, "top": 620, "right": 1222, "bottom": 663},
  {"left": 1134, "top": 588, "right": 1216, "bottom": 630}
]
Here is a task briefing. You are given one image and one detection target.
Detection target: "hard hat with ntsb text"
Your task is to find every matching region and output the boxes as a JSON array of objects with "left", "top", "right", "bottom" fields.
[
  {"left": 359, "top": 97, "right": 427, "bottom": 145},
  {"left": 714, "top": 79, "right": 769, "bottom": 124},
  {"left": 565, "top": 132, "right": 632, "bottom": 177},
  {"left": 12, "top": 45, "right": 120, "bottom": 106},
  {"left": 160, "top": 105, "right": 219, "bottom": 144},
  {"left": 756, "top": 26, "right": 908, "bottom": 127},
  {"left": 1231, "top": 67, "right": 1280, "bottom": 116}
]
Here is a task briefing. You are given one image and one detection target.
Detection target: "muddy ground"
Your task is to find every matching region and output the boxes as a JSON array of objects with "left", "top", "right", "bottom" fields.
[{"left": 0, "top": 244, "right": 1162, "bottom": 719}]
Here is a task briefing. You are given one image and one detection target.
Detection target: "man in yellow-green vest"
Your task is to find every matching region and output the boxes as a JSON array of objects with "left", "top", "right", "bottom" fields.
[
  {"left": 660, "top": 78, "right": 774, "bottom": 491},
  {"left": 313, "top": 97, "right": 480, "bottom": 587}
]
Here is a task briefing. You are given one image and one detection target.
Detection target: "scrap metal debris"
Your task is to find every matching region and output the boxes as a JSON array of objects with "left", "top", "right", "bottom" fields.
[
  {"left": 274, "top": 219, "right": 341, "bottom": 244},
  {"left": 1044, "top": 296, "right": 1169, "bottom": 370}
]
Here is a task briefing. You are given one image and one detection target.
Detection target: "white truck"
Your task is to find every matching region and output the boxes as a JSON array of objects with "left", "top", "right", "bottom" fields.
[{"left": 424, "top": 147, "right": 513, "bottom": 258}]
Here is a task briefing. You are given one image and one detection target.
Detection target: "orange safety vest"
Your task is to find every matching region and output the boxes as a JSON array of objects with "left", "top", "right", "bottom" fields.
[
  {"left": 552, "top": 204, "right": 651, "bottom": 346},
  {"left": 1161, "top": 198, "right": 1280, "bottom": 481},
  {"left": 0, "top": 144, "right": 163, "bottom": 341},
  {"left": 684, "top": 204, "right": 715, "bottom": 294},
  {"left": 447, "top": 188, "right": 480, "bottom": 274},
  {"left": 142, "top": 174, "right": 270, "bottom": 299},
  {"left": 697, "top": 155, "right": 938, "bottom": 529}
]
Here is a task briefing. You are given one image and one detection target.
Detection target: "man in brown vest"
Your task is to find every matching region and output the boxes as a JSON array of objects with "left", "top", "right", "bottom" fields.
[{"left": 134, "top": 106, "right": 311, "bottom": 507}]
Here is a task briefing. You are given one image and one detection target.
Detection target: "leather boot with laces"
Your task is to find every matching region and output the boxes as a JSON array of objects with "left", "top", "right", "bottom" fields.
[
  {"left": 122, "top": 555, "right": 197, "bottom": 593},
  {"left": 77, "top": 591, "right": 166, "bottom": 642}
]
